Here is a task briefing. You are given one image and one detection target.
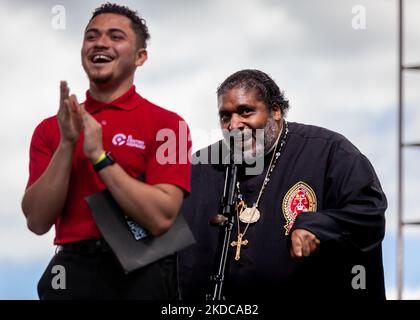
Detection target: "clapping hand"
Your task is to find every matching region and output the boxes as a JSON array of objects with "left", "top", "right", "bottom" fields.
[
  {"left": 57, "top": 81, "right": 82, "bottom": 145},
  {"left": 57, "top": 81, "right": 104, "bottom": 163}
]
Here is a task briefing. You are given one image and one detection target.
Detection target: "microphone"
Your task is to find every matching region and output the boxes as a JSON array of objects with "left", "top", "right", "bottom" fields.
[
  {"left": 221, "top": 163, "right": 238, "bottom": 217},
  {"left": 209, "top": 137, "right": 239, "bottom": 226},
  {"left": 207, "top": 137, "right": 240, "bottom": 300}
]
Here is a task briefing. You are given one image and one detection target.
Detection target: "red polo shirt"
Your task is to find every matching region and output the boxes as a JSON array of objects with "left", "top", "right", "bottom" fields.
[{"left": 27, "top": 86, "right": 191, "bottom": 244}]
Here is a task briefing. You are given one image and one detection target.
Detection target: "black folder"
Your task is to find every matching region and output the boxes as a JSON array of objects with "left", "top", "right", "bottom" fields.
[{"left": 85, "top": 189, "right": 196, "bottom": 274}]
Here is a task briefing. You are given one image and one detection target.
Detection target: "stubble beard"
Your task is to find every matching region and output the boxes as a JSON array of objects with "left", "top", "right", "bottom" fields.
[{"left": 89, "top": 69, "right": 113, "bottom": 84}]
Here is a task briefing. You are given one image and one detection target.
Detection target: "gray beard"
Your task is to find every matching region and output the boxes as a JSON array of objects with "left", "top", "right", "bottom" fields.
[
  {"left": 263, "top": 117, "right": 280, "bottom": 154},
  {"left": 223, "top": 117, "right": 280, "bottom": 164}
]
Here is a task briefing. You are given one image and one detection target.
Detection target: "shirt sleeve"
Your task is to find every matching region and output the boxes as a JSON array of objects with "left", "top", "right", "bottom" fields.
[
  {"left": 145, "top": 115, "right": 192, "bottom": 195},
  {"left": 26, "top": 118, "right": 57, "bottom": 188},
  {"left": 291, "top": 141, "right": 387, "bottom": 253}
]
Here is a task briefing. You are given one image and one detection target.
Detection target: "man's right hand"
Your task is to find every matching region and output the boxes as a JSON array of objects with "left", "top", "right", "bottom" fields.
[
  {"left": 57, "top": 81, "right": 82, "bottom": 144},
  {"left": 290, "top": 228, "right": 320, "bottom": 259}
]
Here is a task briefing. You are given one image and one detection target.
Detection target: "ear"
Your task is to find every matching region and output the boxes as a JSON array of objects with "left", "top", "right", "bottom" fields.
[
  {"left": 135, "top": 48, "right": 148, "bottom": 67},
  {"left": 271, "top": 104, "right": 282, "bottom": 121}
]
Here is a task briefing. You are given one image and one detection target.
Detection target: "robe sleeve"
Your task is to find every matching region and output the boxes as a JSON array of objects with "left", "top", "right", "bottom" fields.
[{"left": 291, "top": 141, "right": 387, "bottom": 253}]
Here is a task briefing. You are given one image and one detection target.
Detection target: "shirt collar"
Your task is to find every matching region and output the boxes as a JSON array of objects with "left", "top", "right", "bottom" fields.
[{"left": 84, "top": 85, "right": 141, "bottom": 113}]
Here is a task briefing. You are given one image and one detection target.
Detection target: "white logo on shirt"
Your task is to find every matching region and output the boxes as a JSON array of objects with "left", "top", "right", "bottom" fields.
[
  {"left": 112, "top": 133, "right": 145, "bottom": 150},
  {"left": 112, "top": 133, "right": 126, "bottom": 146}
]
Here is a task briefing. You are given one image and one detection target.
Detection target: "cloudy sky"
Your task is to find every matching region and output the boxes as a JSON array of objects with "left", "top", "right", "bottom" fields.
[{"left": 1, "top": 0, "right": 420, "bottom": 299}]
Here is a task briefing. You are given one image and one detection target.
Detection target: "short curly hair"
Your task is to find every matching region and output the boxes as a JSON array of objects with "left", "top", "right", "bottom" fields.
[
  {"left": 217, "top": 69, "right": 290, "bottom": 116},
  {"left": 89, "top": 2, "right": 150, "bottom": 49}
]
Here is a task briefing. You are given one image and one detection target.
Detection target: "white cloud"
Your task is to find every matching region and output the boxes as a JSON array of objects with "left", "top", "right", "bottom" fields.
[{"left": 0, "top": 227, "right": 55, "bottom": 263}]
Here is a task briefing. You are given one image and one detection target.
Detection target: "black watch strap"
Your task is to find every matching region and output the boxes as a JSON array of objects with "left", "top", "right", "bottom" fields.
[{"left": 93, "top": 152, "right": 115, "bottom": 172}]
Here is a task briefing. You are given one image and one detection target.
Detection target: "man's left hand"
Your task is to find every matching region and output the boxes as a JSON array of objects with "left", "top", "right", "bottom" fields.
[
  {"left": 290, "top": 229, "right": 320, "bottom": 259},
  {"left": 69, "top": 95, "right": 104, "bottom": 163}
]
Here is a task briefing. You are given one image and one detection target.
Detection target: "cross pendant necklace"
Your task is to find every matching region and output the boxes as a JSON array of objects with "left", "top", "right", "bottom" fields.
[
  {"left": 230, "top": 233, "right": 248, "bottom": 261},
  {"left": 229, "top": 120, "right": 289, "bottom": 261}
]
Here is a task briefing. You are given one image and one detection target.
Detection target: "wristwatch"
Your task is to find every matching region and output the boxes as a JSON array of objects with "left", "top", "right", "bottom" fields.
[{"left": 93, "top": 151, "right": 115, "bottom": 172}]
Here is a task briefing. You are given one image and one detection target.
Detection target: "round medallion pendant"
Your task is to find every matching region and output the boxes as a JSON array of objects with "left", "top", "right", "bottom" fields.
[{"left": 239, "top": 206, "right": 261, "bottom": 223}]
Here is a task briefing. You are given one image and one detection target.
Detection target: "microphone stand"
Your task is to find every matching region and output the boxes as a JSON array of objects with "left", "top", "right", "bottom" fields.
[{"left": 207, "top": 162, "right": 238, "bottom": 300}]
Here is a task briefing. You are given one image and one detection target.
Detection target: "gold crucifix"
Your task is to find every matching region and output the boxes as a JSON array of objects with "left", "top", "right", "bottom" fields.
[{"left": 230, "top": 233, "right": 248, "bottom": 261}]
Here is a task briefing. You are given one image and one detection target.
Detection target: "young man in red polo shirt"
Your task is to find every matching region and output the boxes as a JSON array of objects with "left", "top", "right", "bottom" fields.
[{"left": 22, "top": 3, "right": 191, "bottom": 299}]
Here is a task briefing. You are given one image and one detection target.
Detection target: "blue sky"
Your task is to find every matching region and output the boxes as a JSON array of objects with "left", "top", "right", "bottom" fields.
[{"left": 1, "top": 0, "right": 420, "bottom": 299}]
